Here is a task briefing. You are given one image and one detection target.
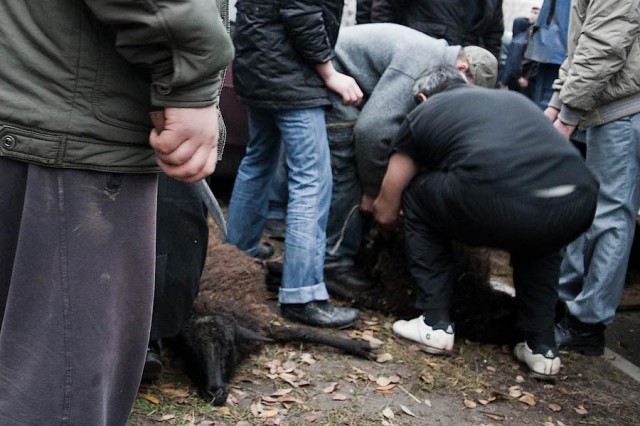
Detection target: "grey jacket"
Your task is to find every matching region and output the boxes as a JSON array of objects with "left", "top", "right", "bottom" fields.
[
  {"left": 331, "top": 23, "right": 460, "bottom": 196},
  {"left": 0, "top": 0, "right": 234, "bottom": 173},
  {"left": 549, "top": 0, "right": 640, "bottom": 128}
]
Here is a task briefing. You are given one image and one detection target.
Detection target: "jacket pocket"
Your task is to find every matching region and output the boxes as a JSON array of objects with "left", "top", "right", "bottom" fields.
[{"left": 92, "top": 28, "right": 152, "bottom": 132}]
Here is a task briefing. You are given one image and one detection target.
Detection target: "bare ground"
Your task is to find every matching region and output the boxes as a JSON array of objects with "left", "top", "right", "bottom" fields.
[{"left": 128, "top": 223, "right": 640, "bottom": 426}]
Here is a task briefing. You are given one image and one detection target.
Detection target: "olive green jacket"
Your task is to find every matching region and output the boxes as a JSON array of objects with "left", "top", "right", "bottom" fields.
[
  {"left": 549, "top": 0, "right": 640, "bottom": 129},
  {"left": 0, "top": 0, "right": 233, "bottom": 173}
]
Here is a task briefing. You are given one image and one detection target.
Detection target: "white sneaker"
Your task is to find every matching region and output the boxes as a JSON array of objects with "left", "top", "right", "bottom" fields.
[
  {"left": 392, "top": 315, "right": 454, "bottom": 354},
  {"left": 514, "top": 342, "right": 561, "bottom": 380}
]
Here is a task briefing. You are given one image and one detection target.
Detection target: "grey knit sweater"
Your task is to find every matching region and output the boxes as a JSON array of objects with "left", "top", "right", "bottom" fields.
[{"left": 332, "top": 23, "right": 460, "bottom": 196}]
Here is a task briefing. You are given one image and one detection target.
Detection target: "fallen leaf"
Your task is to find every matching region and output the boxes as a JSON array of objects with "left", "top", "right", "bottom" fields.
[
  {"left": 515, "top": 375, "right": 525, "bottom": 383},
  {"left": 508, "top": 387, "right": 522, "bottom": 398},
  {"left": 376, "top": 384, "right": 396, "bottom": 392},
  {"left": 424, "top": 399, "right": 432, "bottom": 407},
  {"left": 389, "top": 375, "right": 401, "bottom": 383},
  {"left": 484, "top": 413, "right": 504, "bottom": 421},
  {"left": 382, "top": 407, "right": 394, "bottom": 419},
  {"left": 420, "top": 372, "right": 434, "bottom": 384},
  {"left": 159, "top": 414, "right": 176, "bottom": 421},
  {"left": 300, "top": 353, "right": 316, "bottom": 365},
  {"left": 518, "top": 394, "right": 536, "bottom": 406},
  {"left": 400, "top": 405, "right": 417, "bottom": 417},
  {"left": 574, "top": 405, "right": 588, "bottom": 415},
  {"left": 486, "top": 366, "right": 496, "bottom": 373},
  {"left": 376, "top": 376, "right": 391, "bottom": 386},
  {"left": 548, "top": 403, "right": 562, "bottom": 412},
  {"left": 376, "top": 353, "right": 394, "bottom": 363},
  {"left": 257, "top": 408, "right": 279, "bottom": 418},
  {"left": 218, "top": 406, "right": 231, "bottom": 416},
  {"left": 160, "top": 387, "right": 190, "bottom": 399},
  {"left": 139, "top": 393, "right": 160, "bottom": 404},
  {"left": 323, "top": 383, "right": 339, "bottom": 393},
  {"left": 464, "top": 399, "right": 477, "bottom": 409},
  {"left": 332, "top": 393, "right": 348, "bottom": 401},
  {"left": 478, "top": 399, "right": 490, "bottom": 405},
  {"left": 271, "top": 388, "right": 293, "bottom": 397}
]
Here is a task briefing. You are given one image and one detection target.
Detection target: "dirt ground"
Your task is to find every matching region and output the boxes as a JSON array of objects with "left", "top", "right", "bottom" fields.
[{"left": 128, "top": 218, "right": 640, "bottom": 426}]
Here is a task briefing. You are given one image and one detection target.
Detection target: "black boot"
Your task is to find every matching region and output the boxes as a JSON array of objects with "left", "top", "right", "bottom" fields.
[
  {"left": 142, "top": 340, "right": 163, "bottom": 381},
  {"left": 555, "top": 314, "right": 605, "bottom": 356},
  {"left": 324, "top": 265, "right": 373, "bottom": 291},
  {"left": 281, "top": 301, "right": 360, "bottom": 328}
]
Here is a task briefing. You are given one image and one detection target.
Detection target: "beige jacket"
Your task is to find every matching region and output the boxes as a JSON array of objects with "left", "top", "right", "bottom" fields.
[{"left": 549, "top": 0, "right": 640, "bottom": 128}]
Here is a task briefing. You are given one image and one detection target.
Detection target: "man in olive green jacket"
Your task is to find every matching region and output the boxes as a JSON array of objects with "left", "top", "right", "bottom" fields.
[
  {"left": 544, "top": 0, "right": 640, "bottom": 356},
  {"left": 0, "top": 1, "right": 233, "bottom": 424}
]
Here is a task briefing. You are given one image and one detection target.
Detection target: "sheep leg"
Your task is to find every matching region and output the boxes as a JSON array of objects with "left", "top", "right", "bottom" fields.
[{"left": 269, "top": 326, "right": 376, "bottom": 359}]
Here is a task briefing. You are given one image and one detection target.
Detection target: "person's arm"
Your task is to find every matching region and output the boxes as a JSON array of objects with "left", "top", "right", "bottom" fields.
[
  {"left": 372, "top": 152, "right": 418, "bottom": 228},
  {"left": 83, "top": 0, "right": 234, "bottom": 182},
  {"left": 280, "top": 0, "right": 363, "bottom": 106},
  {"left": 551, "top": 0, "right": 640, "bottom": 128}
]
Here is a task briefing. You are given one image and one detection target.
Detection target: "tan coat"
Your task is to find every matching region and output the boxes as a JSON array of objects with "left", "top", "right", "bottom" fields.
[{"left": 550, "top": 0, "right": 640, "bottom": 128}]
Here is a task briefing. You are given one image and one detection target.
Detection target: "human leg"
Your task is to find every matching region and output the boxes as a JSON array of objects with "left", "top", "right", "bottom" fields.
[
  {"left": 226, "top": 108, "right": 281, "bottom": 255},
  {"left": 144, "top": 173, "right": 209, "bottom": 380},
  {"left": 324, "top": 120, "right": 371, "bottom": 291},
  {"left": 275, "top": 107, "right": 359, "bottom": 327},
  {"left": 0, "top": 160, "right": 156, "bottom": 425},
  {"left": 392, "top": 173, "right": 456, "bottom": 353},
  {"left": 560, "top": 114, "right": 640, "bottom": 326}
]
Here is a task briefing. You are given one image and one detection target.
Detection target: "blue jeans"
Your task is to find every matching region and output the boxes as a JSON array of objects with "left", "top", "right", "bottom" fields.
[
  {"left": 559, "top": 112, "right": 640, "bottom": 325},
  {"left": 324, "top": 116, "right": 364, "bottom": 266},
  {"left": 226, "top": 107, "right": 331, "bottom": 304}
]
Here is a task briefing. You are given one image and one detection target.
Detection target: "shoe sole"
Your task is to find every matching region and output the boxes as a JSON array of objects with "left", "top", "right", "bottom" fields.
[
  {"left": 528, "top": 370, "right": 558, "bottom": 382},
  {"left": 280, "top": 312, "right": 359, "bottom": 330},
  {"left": 419, "top": 345, "right": 453, "bottom": 356}
]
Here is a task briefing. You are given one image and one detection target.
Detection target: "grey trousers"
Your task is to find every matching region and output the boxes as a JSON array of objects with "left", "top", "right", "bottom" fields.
[{"left": 0, "top": 158, "right": 157, "bottom": 426}]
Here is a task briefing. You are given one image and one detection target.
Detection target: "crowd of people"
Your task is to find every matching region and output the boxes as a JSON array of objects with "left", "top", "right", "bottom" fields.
[{"left": 0, "top": 0, "right": 638, "bottom": 424}]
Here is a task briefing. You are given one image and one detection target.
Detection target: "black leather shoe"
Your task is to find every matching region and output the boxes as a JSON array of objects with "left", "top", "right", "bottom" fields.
[
  {"left": 555, "top": 314, "right": 605, "bottom": 356},
  {"left": 142, "top": 340, "right": 163, "bottom": 381},
  {"left": 325, "top": 265, "right": 372, "bottom": 291},
  {"left": 264, "top": 219, "right": 286, "bottom": 241},
  {"left": 252, "top": 243, "right": 274, "bottom": 260},
  {"left": 281, "top": 301, "right": 360, "bottom": 329}
]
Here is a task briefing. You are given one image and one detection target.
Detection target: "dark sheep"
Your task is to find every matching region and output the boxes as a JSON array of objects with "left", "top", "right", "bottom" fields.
[{"left": 168, "top": 233, "right": 376, "bottom": 406}]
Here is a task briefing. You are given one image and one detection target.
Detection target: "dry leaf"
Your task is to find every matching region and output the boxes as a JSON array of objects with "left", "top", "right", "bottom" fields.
[
  {"left": 548, "top": 403, "right": 562, "bottom": 412},
  {"left": 332, "top": 393, "right": 348, "bottom": 401},
  {"left": 574, "top": 405, "right": 588, "bottom": 415},
  {"left": 250, "top": 402, "right": 262, "bottom": 417},
  {"left": 300, "top": 353, "right": 316, "bottom": 365},
  {"left": 376, "top": 384, "right": 396, "bottom": 392},
  {"left": 400, "top": 405, "right": 417, "bottom": 417},
  {"left": 218, "top": 406, "right": 231, "bottom": 416},
  {"left": 389, "top": 375, "right": 401, "bottom": 383},
  {"left": 160, "top": 387, "right": 190, "bottom": 399},
  {"left": 486, "top": 366, "right": 496, "bottom": 373},
  {"left": 257, "top": 408, "right": 279, "bottom": 418},
  {"left": 518, "top": 394, "right": 536, "bottom": 406},
  {"left": 420, "top": 372, "right": 434, "bottom": 384},
  {"left": 382, "top": 407, "right": 394, "bottom": 419},
  {"left": 139, "top": 393, "right": 160, "bottom": 404},
  {"left": 376, "top": 353, "right": 394, "bottom": 363},
  {"left": 424, "top": 399, "right": 432, "bottom": 407},
  {"left": 464, "top": 399, "right": 477, "bottom": 409},
  {"left": 508, "top": 387, "right": 522, "bottom": 398},
  {"left": 478, "top": 399, "right": 490, "bottom": 405},
  {"left": 376, "top": 376, "right": 391, "bottom": 386},
  {"left": 515, "top": 375, "right": 525, "bottom": 383},
  {"left": 271, "top": 388, "right": 293, "bottom": 397},
  {"left": 159, "top": 414, "right": 176, "bottom": 421},
  {"left": 484, "top": 413, "right": 504, "bottom": 421},
  {"left": 323, "top": 383, "right": 339, "bottom": 393}
]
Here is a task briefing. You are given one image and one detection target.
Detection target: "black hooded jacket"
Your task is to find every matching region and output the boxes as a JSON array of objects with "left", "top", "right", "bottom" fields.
[
  {"left": 371, "top": 0, "right": 504, "bottom": 58},
  {"left": 232, "top": 0, "right": 343, "bottom": 109}
]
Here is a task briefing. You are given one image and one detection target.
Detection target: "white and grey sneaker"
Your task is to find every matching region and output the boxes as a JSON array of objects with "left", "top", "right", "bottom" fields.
[
  {"left": 392, "top": 315, "right": 454, "bottom": 355},
  {"left": 514, "top": 341, "right": 561, "bottom": 380}
]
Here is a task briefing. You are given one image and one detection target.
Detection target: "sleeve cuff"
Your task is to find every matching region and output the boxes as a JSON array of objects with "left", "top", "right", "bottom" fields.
[{"left": 558, "top": 104, "right": 584, "bottom": 127}]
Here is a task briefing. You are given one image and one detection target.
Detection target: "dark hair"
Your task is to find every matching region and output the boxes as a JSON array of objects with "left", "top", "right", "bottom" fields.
[{"left": 412, "top": 65, "right": 467, "bottom": 103}]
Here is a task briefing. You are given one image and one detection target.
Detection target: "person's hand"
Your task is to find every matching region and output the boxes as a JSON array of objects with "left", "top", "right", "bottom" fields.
[
  {"left": 360, "top": 194, "right": 375, "bottom": 213},
  {"left": 553, "top": 119, "right": 576, "bottom": 140},
  {"left": 324, "top": 72, "right": 363, "bottom": 106},
  {"left": 544, "top": 106, "right": 559, "bottom": 122},
  {"left": 315, "top": 61, "right": 363, "bottom": 107},
  {"left": 517, "top": 77, "right": 528, "bottom": 88},
  {"left": 372, "top": 194, "right": 401, "bottom": 231},
  {"left": 149, "top": 105, "right": 219, "bottom": 183}
]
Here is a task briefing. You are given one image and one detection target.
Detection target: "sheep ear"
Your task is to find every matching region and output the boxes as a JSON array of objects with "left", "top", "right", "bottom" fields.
[{"left": 236, "top": 325, "right": 274, "bottom": 343}]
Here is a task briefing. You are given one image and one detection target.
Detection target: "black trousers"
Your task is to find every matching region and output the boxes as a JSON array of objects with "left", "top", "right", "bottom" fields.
[
  {"left": 402, "top": 172, "right": 597, "bottom": 346},
  {"left": 150, "top": 174, "right": 209, "bottom": 342}
]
